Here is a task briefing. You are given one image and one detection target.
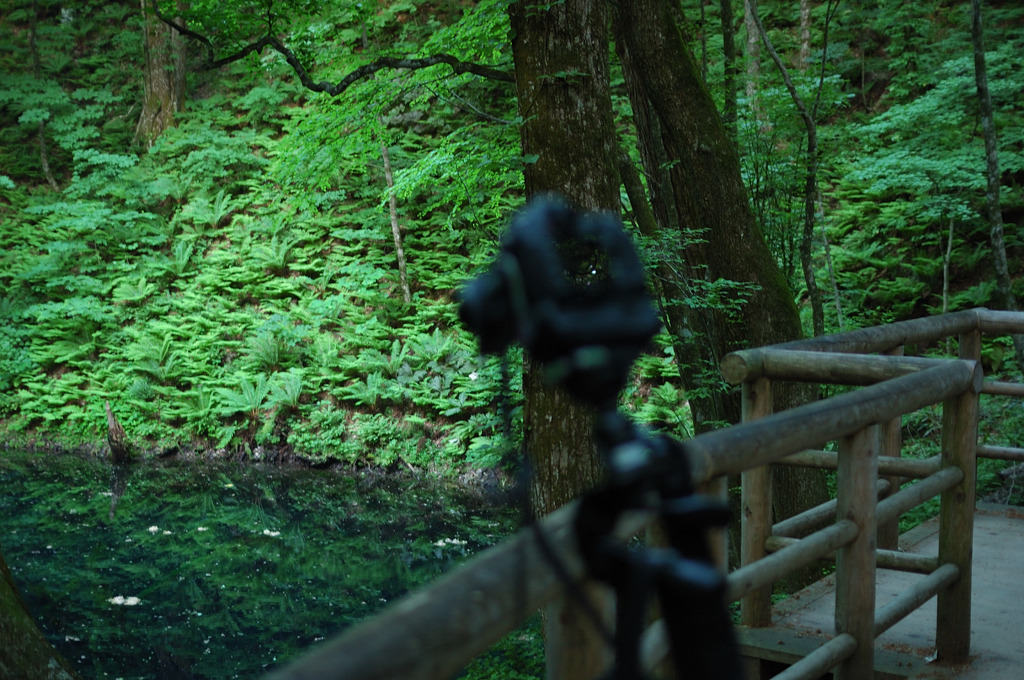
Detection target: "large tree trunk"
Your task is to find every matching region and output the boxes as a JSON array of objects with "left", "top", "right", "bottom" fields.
[
  {"left": 613, "top": 0, "right": 828, "bottom": 576},
  {"left": 0, "top": 548, "right": 81, "bottom": 679},
  {"left": 138, "top": 0, "right": 186, "bottom": 147},
  {"left": 509, "top": 1, "right": 621, "bottom": 677},
  {"left": 971, "top": 0, "right": 1024, "bottom": 372}
]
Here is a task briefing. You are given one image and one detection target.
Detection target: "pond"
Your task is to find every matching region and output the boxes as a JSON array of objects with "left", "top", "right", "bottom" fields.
[{"left": 0, "top": 450, "right": 542, "bottom": 679}]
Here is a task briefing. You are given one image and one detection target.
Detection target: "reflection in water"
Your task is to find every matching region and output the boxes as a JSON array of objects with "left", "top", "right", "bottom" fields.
[
  {"left": 0, "top": 451, "right": 518, "bottom": 679},
  {"left": 109, "top": 463, "right": 131, "bottom": 520}
]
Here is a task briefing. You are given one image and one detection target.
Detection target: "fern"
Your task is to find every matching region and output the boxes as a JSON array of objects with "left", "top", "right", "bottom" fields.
[
  {"left": 217, "top": 374, "right": 271, "bottom": 421},
  {"left": 268, "top": 370, "right": 303, "bottom": 411}
]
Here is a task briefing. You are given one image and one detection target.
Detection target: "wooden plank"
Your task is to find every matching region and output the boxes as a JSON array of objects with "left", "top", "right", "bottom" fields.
[
  {"left": 771, "top": 504, "right": 1024, "bottom": 680},
  {"left": 834, "top": 425, "right": 879, "bottom": 680},
  {"left": 736, "top": 627, "right": 934, "bottom": 679}
]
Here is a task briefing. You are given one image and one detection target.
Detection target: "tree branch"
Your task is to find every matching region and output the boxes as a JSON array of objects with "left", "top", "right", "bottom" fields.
[{"left": 150, "top": 0, "right": 513, "bottom": 97}]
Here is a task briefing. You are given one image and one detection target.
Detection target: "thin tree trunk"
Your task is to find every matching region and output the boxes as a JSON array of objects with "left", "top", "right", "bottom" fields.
[
  {"left": 720, "top": 0, "right": 739, "bottom": 140},
  {"left": 799, "top": 0, "right": 812, "bottom": 69},
  {"left": 28, "top": 4, "right": 59, "bottom": 191},
  {"left": 699, "top": 0, "right": 709, "bottom": 82},
  {"left": 819, "top": 191, "right": 845, "bottom": 331},
  {"left": 743, "top": 0, "right": 761, "bottom": 104},
  {"left": 943, "top": 217, "right": 955, "bottom": 355},
  {"left": 379, "top": 136, "right": 412, "bottom": 303},
  {"left": 749, "top": 0, "right": 837, "bottom": 337},
  {"left": 971, "top": 0, "right": 1024, "bottom": 372}
]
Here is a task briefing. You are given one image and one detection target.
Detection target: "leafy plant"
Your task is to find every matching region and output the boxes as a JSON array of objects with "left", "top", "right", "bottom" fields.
[{"left": 218, "top": 374, "right": 272, "bottom": 424}]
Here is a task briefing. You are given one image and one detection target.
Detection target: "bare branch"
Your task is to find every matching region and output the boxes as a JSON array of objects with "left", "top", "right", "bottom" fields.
[{"left": 150, "top": 0, "right": 513, "bottom": 97}]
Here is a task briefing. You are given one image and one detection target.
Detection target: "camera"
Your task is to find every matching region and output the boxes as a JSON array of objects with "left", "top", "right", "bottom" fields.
[{"left": 458, "top": 197, "right": 661, "bottom": 407}]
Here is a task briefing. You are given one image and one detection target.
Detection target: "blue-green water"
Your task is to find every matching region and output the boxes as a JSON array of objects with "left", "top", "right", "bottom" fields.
[{"left": 0, "top": 451, "right": 532, "bottom": 679}]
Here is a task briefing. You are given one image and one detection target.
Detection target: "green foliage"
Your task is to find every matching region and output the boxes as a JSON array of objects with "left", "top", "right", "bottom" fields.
[
  {"left": 820, "top": 15, "right": 1024, "bottom": 330},
  {"left": 4, "top": 0, "right": 1024, "bottom": 471}
]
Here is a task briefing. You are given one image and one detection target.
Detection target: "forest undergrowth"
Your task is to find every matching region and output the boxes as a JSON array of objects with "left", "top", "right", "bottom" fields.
[{"left": 2, "top": 0, "right": 1024, "bottom": 476}]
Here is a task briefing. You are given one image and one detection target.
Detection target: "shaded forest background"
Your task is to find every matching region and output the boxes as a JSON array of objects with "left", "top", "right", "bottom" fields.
[{"left": 2, "top": 0, "right": 1023, "bottom": 469}]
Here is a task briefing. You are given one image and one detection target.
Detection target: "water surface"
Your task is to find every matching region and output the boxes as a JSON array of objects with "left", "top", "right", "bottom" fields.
[{"left": 0, "top": 451, "right": 522, "bottom": 679}]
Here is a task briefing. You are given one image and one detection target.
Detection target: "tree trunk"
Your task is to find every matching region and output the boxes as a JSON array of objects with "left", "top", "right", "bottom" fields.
[
  {"left": 138, "top": 0, "right": 186, "bottom": 147},
  {"left": 28, "top": 3, "right": 59, "bottom": 191},
  {"left": 971, "top": 0, "right": 1024, "bottom": 372},
  {"left": 0, "top": 549, "right": 81, "bottom": 679},
  {"left": 743, "top": 0, "right": 761, "bottom": 104},
  {"left": 720, "top": 0, "right": 739, "bottom": 141},
  {"left": 799, "top": 0, "right": 812, "bottom": 69},
  {"left": 749, "top": 0, "right": 826, "bottom": 337},
  {"left": 380, "top": 136, "right": 412, "bottom": 304},
  {"left": 509, "top": 1, "right": 621, "bottom": 677},
  {"left": 613, "top": 0, "right": 828, "bottom": 581}
]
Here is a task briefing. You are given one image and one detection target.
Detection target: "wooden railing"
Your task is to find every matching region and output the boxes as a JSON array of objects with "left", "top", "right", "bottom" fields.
[{"left": 261, "top": 308, "right": 1024, "bottom": 680}]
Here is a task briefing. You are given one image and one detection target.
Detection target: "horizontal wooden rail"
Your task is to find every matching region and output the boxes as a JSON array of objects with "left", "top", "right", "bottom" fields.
[
  {"left": 775, "top": 450, "right": 940, "bottom": 478},
  {"left": 686, "top": 361, "right": 981, "bottom": 484},
  {"left": 876, "top": 466, "right": 964, "bottom": 527},
  {"left": 722, "top": 307, "right": 1021, "bottom": 360},
  {"left": 978, "top": 444, "right": 1024, "bottom": 462},
  {"left": 771, "top": 633, "right": 858, "bottom": 680},
  {"left": 876, "top": 550, "right": 940, "bottom": 574},
  {"left": 771, "top": 309, "right": 980, "bottom": 354},
  {"left": 975, "top": 308, "right": 1024, "bottom": 335},
  {"left": 873, "top": 563, "right": 960, "bottom": 637},
  {"left": 721, "top": 350, "right": 950, "bottom": 385},
  {"left": 982, "top": 380, "right": 1024, "bottom": 397},
  {"left": 773, "top": 480, "right": 890, "bottom": 539},
  {"left": 726, "top": 520, "right": 860, "bottom": 602},
  {"left": 766, "top": 537, "right": 940, "bottom": 574}
]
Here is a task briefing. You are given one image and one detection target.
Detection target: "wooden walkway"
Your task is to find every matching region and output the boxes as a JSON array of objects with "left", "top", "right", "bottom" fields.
[{"left": 739, "top": 502, "right": 1024, "bottom": 679}]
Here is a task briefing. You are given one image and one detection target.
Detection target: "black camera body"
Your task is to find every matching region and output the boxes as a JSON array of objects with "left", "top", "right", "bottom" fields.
[{"left": 458, "top": 197, "right": 661, "bottom": 407}]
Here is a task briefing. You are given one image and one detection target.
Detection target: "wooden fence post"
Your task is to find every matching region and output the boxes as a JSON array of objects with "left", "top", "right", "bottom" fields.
[
  {"left": 877, "top": 346, "right": 904, "bottom": 551},
  {"left": 834, "top": 424, "right": 878, "bottom": 680},
  {"left": 936, "top": 330, "right": 981, "bottom": 662},
  {"left": 740, "top": 377, "right": 773, "bottom": 628}
]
